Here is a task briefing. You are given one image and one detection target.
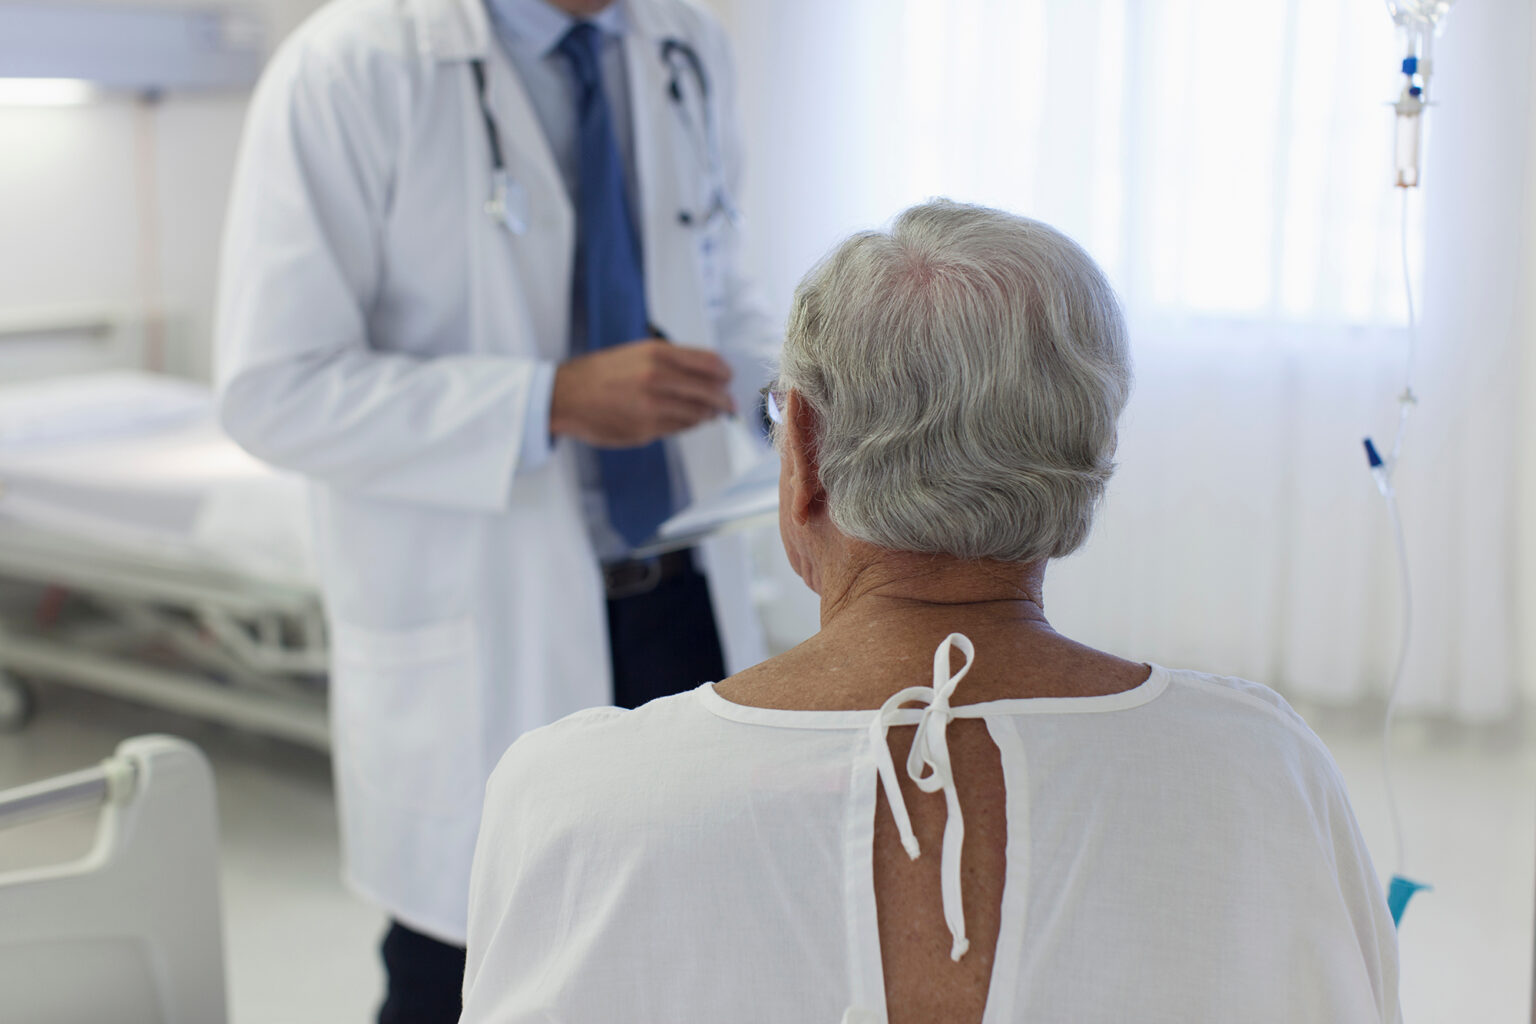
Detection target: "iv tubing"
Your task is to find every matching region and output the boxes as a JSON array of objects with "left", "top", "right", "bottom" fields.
[
  {"left": 1379, "top": 487, "right": 1411, "bottom": 875},
  {"left": 1377, "top": 185, "right": 1418, "bottom": 878}
]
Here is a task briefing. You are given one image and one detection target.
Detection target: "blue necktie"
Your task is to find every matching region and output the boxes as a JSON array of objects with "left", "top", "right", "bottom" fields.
[{"left": 557, "top": 22, "right": 673, "bottom": 550}]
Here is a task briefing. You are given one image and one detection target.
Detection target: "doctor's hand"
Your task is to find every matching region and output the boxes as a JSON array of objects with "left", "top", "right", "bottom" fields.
[{"left": 550, "top": 338, "right": 736, "bottom": 448}]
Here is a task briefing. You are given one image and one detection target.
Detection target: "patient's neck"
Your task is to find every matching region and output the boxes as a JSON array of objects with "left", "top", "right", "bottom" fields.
[
  {"left": 716, "top": 538, "right": 1147, "bottom": 710},
  {"left": 816, "top": 543, "right": 1050, "bottom": 634},
  {"left": 792, "top": 539, "right": 1143, "bottom": 705}
]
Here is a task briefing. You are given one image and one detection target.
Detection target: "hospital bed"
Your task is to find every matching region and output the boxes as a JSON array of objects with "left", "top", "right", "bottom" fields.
[
  {"left": 0, "top": 372, "right": 329, "bottom": 750},
  {"left": 0, "top": 734, "right": 227, "bottom": 1023}
]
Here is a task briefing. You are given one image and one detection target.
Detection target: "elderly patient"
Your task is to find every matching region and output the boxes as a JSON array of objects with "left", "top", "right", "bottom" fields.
[{"left": 459, "top": 201, "right": 1400, "bottom": 1023}]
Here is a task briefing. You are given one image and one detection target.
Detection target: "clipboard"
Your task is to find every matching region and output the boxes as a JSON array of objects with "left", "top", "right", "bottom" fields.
[{"left": 630, "top": 449, "right": 780, "bottom": 558}]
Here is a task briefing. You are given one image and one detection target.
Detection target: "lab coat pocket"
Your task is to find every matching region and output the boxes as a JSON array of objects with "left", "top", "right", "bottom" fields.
[{"left": 330, "top": 617, "right": 482, "bottom": 815}]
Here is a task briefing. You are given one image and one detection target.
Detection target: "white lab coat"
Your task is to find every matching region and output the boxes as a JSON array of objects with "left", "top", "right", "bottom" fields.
[{"left": 214, "top": 0, "right": 775, "bottom": 944}]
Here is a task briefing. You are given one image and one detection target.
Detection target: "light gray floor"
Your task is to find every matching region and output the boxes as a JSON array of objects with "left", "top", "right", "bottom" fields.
[
  {"left": 0, "top": 682, "right": 1530, "bottom": 1023},
  {"left": 1313, "top": 708, "right": 1536, "bottom": 1024}
]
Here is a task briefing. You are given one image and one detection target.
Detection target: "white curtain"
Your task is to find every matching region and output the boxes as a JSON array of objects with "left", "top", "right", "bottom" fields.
[{"left": 719, "top": 0, "right": 1534, "bottom": 721}]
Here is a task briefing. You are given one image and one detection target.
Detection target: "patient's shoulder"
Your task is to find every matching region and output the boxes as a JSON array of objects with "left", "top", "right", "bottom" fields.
[
  {"left": 1160, "top": 668, "right": 1319, "bottom": 741},
  {"left": 485, "top": 691, "right": 712, "bottom": 806},
  {"left": 1152, "top": 667, "right": 1353, "bottom": 800},
  {"left": 509, "top": 703, "right": 632, "bottom": 751}
]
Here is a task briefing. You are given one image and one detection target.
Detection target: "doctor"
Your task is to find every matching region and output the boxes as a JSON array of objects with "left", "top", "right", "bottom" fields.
[{"left": 214, "top": 0, "right": 776, "bottom": 1018}]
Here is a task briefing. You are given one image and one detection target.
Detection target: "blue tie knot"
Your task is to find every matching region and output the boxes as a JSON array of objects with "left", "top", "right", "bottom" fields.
[{"left": 556, "top": 22, "right": 602, "bottom": 96}]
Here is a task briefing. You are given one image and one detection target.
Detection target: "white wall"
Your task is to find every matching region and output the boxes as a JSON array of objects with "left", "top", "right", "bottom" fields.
[
  {"left": 1519, "top": 6, "right": 1536, "bottom": 704},
  {"left": 0, "top": 0, "right": 326, "bottom": 383}
]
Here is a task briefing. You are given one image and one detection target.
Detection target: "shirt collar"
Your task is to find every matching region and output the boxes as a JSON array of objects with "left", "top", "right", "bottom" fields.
[{"left": 484, "top": 0, "right": 629, "bottom": 57}]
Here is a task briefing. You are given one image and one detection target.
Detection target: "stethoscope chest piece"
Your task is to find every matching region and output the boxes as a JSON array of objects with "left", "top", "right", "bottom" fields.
[{"left": 486, "top": 169, "right": 529, "bottom": 235}]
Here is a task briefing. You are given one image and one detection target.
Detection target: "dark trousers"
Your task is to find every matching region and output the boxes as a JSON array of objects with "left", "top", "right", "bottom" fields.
[
  {"left": 606, "top": 562, "right": 727, "bottom": 709},
  {"left": 378, "top": 921, "right": 466, "bottom": 1024},
  {"left": 375, "top": 561, "right": 724, "bottom": 1023}
]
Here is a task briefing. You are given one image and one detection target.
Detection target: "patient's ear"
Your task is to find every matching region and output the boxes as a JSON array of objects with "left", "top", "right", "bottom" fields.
[{"left": 783, "top": 391, "right": 826, "bottom": 527}]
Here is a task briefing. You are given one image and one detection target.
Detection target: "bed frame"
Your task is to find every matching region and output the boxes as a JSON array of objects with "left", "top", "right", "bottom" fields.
[
  {"left": 0, "top": 735, "right": 227, "bottom": 1021},
  {"left": 0, "top": 522, "right": 329, "bottom": 750}
]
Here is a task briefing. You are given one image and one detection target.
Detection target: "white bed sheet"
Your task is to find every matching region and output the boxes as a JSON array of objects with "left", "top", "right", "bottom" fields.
[
  {"left": 0, "top": 370, "right": 210, "bottom": 446},
  {"left": 0, "top": 401, "right": 315, "bottom": 589}
]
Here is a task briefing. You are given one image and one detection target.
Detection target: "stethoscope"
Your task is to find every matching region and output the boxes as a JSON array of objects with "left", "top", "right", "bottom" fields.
[
  {"left": 658, "top": 37, "right": 737, "bottom": 228},
  {"left": 472, "top": 35, "right": 738, "bottom": 236}
]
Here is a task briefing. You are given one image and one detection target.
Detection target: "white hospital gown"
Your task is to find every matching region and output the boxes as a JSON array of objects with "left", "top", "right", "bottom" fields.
[{"left": 460, "top": 653, "right": 1400, "bottom": 1024}]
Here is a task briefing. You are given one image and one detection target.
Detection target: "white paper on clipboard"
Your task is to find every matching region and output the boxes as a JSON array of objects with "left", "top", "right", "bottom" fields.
[{"left": 633, "top": 450, "right": 780, "bottom": 557}]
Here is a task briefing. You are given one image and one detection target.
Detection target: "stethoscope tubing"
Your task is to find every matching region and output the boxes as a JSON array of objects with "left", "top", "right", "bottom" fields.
[
  {"left": 470, "top": 35, "right": 730, "bottom": 230},
  {"left": 470, "top": 59, "right": 508, "bottom": 174}
]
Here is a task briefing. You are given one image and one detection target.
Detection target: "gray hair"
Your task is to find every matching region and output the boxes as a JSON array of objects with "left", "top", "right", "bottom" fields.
[{"left": 777, "top": 200, "right": 1131, "bottom": 563}]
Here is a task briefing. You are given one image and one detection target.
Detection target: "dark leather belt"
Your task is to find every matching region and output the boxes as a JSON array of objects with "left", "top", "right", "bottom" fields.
[{"left": 602, "top": 549, "right": 693, "bottom": 600}]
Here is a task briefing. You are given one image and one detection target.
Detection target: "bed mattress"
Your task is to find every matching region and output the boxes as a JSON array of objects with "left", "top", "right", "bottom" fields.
[{"left": 0, "top": 373, "right": 315, "bottom": 588}]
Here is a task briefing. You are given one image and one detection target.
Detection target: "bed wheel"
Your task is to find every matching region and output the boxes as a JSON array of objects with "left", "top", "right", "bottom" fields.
[{"left": 0, "top": 671, "right": 36, "bottom": 732}]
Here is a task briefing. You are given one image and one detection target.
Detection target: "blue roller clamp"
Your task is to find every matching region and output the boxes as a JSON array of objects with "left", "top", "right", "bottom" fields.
[
  {"left": 1363, "top": 438, "right": 1384, "bottom": 469},
  {"left": 1387, "top": 875, "right": 1430, "bottom": 927}
]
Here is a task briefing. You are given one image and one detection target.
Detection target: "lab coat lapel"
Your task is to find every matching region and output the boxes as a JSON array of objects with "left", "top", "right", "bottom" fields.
[
  {"left": 624, "top": 1, "right": 709, "bottom": 349},
  {"left": 422, "top": 0, "right": 568, "bottom": 239},
  {"left": 413, "top": 0, "right": 487, "bottom": 60},
  {"left": 477, "top": 51, "right": 569, "bottom": 234},
  {"left": 418, "top": 0, "right": 572, "bottom": 363}
]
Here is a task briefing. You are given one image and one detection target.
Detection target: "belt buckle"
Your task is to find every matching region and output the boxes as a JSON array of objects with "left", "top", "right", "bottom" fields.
[{"left": 604, "top": 557, "right": 663, "bottom": 600}]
